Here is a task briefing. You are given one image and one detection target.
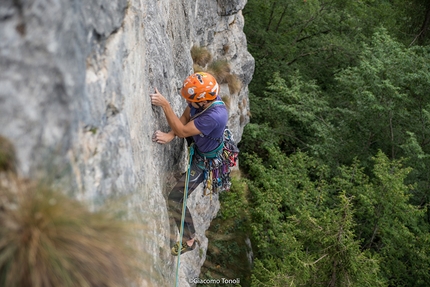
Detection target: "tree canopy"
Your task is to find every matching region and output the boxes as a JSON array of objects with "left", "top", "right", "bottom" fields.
[
  {"left": 201, "top": 1, "right": 430, "bottom": 286},
  {"left": 199, "top": 1, "right": 430, "bottom": 286}
]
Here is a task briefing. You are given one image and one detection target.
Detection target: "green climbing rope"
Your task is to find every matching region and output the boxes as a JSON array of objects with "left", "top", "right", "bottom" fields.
[{"left": 175, "top": 143, "right": 195, "bottom": 287}]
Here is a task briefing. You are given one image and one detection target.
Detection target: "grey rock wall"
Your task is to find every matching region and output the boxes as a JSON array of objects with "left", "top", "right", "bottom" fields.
[{"left": 0, "top": 0, "right": 254, "bottom": 286}]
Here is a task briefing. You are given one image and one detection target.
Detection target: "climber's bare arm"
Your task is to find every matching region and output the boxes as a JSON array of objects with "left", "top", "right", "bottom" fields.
[
  {"left": 152, "top": 107, "right": 190, "bottom": 144},
  {"left": 151, "top": 88, "right": 201, "bottom": 143}
]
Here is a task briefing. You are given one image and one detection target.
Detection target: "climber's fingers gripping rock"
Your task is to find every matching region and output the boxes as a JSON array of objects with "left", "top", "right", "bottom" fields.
[
  {"left": 152, "top": 130, "right": 175, "bottom": 144},
  {"left": 150, "top": 87, "right": 169, "bottom": 108},
  {"left": 150, "top": 88, "right": 174, "bottom": 144}
]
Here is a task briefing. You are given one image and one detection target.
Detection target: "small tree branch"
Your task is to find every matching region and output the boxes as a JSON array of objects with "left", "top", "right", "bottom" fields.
[
  {"left": 266, "top": 1, "right": 277, "bottom": 32},
  {"left": 275, "top": 5, "right": 288, "bottom": 33}
]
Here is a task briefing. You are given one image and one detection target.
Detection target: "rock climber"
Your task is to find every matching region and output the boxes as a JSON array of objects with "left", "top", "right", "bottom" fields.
[{"left": 150, "top": 72, "right": 228, "bottom": 256}]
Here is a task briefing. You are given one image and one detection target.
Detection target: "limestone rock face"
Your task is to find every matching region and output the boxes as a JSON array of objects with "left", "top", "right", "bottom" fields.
[{"left": 0, "top": 0, "right": 254, "bottom": 286}]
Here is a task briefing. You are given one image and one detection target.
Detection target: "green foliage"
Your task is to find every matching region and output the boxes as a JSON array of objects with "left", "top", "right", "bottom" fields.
[
  {"left": 243, "top": 148, "right": 389, "bottom": 286},
  {"left": 242, "top": 147, "right": 430, "bottom": 286},
  {"left": 331, "top": 29, "right": 430, "bottom": 206},
  {"left": 240, "top": 1, "right": 430, "bottom": 286},
  {"left": 241, "top": 72, "right": 334, "bottom": 158},
  {"left": 244, "top": 0, "right": 379, "bottom": 93},
  {"left": 389, "top": 0, "right": 430, "bottom": 46},
  {"left": 335, "top": 152, "right": 430, "bottom": 286},
  {"left": 199, "top": 176, "right": 252, "bottom": 286}
]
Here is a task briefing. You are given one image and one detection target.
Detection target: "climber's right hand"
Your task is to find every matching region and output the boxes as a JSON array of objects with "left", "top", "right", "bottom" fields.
[
  {"left": 150, "top": 87, "right": 169, "bottom": 108},
  {"left": 152, "top": 130, "right": 175, "bottom": 144}
]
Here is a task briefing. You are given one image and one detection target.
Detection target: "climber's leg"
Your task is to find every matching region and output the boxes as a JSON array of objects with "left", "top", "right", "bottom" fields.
[{"left": 168, "top": 158, "right": 205, "bottom": 241}]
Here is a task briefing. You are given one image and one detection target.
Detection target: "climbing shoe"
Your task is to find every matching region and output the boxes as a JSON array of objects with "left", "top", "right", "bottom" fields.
[{"left": 171, "top": 238, "right": 199, "bottom": 256}]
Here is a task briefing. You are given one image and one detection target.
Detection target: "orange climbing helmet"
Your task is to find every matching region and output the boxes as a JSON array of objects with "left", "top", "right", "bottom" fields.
[{"left": 181, "top": 72, "right": 219, "bottom": 102}]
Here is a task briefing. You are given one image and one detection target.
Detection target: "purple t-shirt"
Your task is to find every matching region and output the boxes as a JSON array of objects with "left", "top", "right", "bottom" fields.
[{"left": 190, "top": 99, "right": 228, "bottom": 152}]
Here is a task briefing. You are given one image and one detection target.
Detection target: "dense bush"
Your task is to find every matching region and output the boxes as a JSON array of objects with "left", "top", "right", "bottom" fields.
[{"left": 238, "top": 0, "right": 430, "bottom": 285}]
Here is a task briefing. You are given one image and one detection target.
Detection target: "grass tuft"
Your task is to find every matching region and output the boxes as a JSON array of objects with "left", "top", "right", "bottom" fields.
[
  {"left": 0, "top": 174, "right": 145, "bottom": 287},
  {"left": 193, "top": 63, "right": 205, "bottom": 73},
  {"left": 222, "top": 44, "right": 230, "bottom": 55},
  {"left": 221, "top": 95, "right": 231, "bottom": 110},
  {"left": 225, "top": 73, "right": 242, "bottom": 94},
  {"left": 206, "top": 60, "right": 231, "bottom": 84},
  {"left": 191, "top": 45, "right": 212, "bottom": 67},
  {"left": 190, "top": 48, "right": 242, "bottom": 97},
  {"left": 0, "top": 136, "right": 17, "bottom": 174}
]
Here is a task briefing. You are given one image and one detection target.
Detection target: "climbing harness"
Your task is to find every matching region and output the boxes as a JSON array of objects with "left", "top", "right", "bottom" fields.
[
  {"left": 196, "top": 128, "right": 239, "bottom": 197},
  {"left": 174, "top": 144, "right": 195, "bottom": 287}
]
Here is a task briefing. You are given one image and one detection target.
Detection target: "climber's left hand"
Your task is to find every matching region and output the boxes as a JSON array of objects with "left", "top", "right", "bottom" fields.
[
  {"left": 150, "top": 87, "right": 169, "bottom": 108},
  {"left": 152, "top": 130, "right": 175, "bottom": 144}
]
